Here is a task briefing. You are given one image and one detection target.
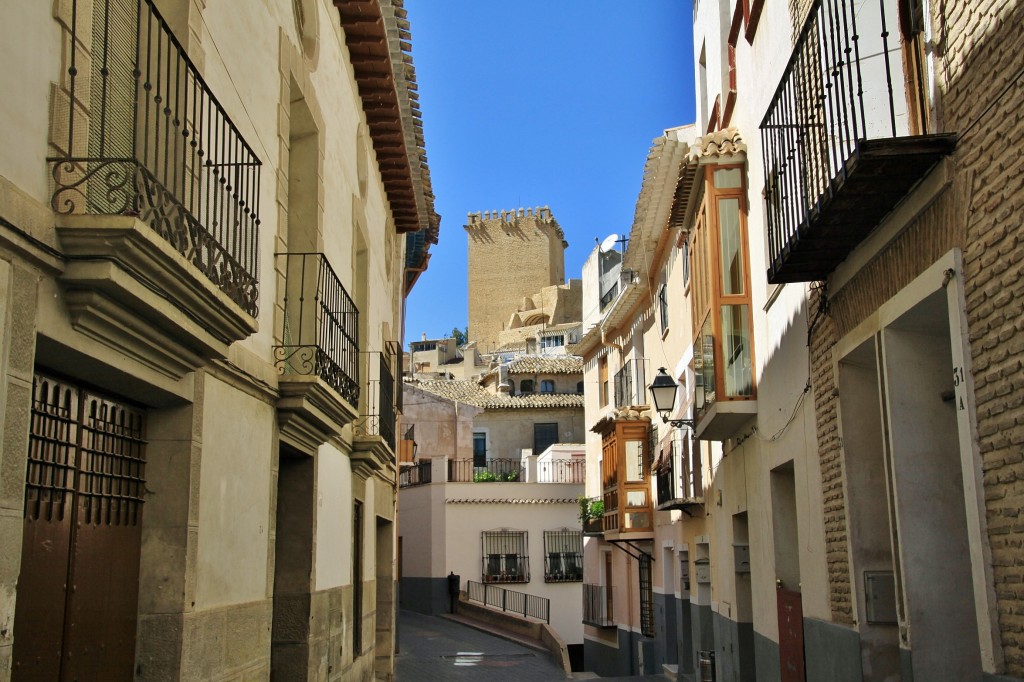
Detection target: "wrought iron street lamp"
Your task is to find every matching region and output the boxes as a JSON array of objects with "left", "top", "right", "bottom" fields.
[{"left": 649, "top": 367, "right": 701, "bottom": 430}]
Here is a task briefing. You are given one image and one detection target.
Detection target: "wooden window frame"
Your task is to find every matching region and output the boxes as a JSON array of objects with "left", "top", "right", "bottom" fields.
[{"left": 690, "top": 165, "right": 757, "bottom": 407}]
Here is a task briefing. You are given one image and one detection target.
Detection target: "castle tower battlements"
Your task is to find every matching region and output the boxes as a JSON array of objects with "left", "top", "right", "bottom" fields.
[{"left": 464, "top": 206, "right": 568, "bottom": 353}]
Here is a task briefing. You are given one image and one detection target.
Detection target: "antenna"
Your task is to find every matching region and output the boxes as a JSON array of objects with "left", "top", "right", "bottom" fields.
[{"left": 599, "top": 233, "right": 619, "bottom": 253}]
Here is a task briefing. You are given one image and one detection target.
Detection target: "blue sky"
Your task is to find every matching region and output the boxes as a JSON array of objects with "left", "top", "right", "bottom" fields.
[{"left": 403, "top": 1, "right": 696, "bottom": 344}]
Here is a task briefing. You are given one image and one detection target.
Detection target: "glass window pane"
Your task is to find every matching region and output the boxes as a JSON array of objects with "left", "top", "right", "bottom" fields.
[
  {"left": 714, "top": 168, "right": 742, "bottom": 188},
  {"left": 625, "top": 512, "right": 650, "bottom": 529},
  {"left": 719, "top": 198, "right": 744, "bottom": 295},
  {"left": 696, "top": 317, "right": 716, "bottom": 407},
  {"left": 721, "top": 304, "right": 753, "bottom": 397},
  {"left": 626, "top": 490, "right": 648, "bottom": 507},
  {"left": 625, "top": 440, "right": 644, "bottom": 481}
]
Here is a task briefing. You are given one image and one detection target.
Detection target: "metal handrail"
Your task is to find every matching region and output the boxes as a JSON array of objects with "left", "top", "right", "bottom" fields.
[{"left": 466, "top": 580, "right": 550, "bottom": 623}]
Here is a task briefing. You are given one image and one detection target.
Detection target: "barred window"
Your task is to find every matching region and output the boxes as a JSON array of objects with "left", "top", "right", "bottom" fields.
[
  {"left": 543, "top": 529, "right": 583, "bottom": 582},
  {"left": 482, "top": 530, "right": 529, "bottom": 583},
  {"left": 658, "top": 283, "right": 669, "bottom": 332}
]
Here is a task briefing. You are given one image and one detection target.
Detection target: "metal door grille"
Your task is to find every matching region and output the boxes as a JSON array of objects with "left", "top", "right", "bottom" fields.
[
  {"left": 79, "top": 394, "right": 146, "bottom": 526},
  {"left": 24, "top": 378, "right": 78, "bottom": 522}
]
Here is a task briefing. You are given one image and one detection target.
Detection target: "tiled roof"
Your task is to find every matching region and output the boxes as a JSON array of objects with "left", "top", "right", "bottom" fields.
[
  {"left": 506, "top": 356, "right": 583, "bottom": 375},
  {"left": 696, "top": 126, "right": 746, "bottom": 160},
  {"left": 415, "top": 380, "right": 584, "bottom": 409},
  {"left": 494, "top": 341, "right": 528, "bottom": 353}
]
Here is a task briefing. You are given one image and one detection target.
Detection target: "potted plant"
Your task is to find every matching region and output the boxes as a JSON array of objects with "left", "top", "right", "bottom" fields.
[{"left": 578, "top": 495, "right": 604, "bottom": 534}]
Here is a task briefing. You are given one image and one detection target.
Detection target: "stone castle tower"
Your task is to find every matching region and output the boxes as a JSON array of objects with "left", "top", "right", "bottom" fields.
[{"left": 465, "top": 206, "right": 567, "bottom": 352}]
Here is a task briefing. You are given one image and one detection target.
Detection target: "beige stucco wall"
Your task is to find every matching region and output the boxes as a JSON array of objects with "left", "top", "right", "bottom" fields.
[
  {"left": 401, "top": 384, "right": 481, "bottom": 460},
  {"left": 476, "top": 408, "right": 584, "bottom": 461},
  {"left": 443, "top": 483, "right": 584, "bottom": 645},
  {"left": 0, "top": 0, "right": 58, "bottom": 203},
  {"left": 195, "top": 373, "right": 275, "bottom": 609},
  {"left": 315, "top": 442, "right": 354, "bottom": 591}
]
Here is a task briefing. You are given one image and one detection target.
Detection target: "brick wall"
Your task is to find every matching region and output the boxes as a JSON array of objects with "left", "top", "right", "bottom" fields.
[{"left": 804, "top": 0, "right": 1024, "bottom": 667}]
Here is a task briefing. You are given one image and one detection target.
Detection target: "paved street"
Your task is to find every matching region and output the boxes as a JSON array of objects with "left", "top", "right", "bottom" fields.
[
  {"left": 396, "top": 609, "right": 671, "bottom": 681},
  {"left": 396, "top": 609, "right": 567, "bottom": 680}
]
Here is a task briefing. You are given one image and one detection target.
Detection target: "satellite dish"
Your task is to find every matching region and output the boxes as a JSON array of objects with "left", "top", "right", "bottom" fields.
[{"left": 599, "top": 233, "right": 619, "bottom": 253}]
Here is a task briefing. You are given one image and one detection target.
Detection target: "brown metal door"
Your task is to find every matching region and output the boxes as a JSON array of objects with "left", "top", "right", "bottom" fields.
[
  {"left": 13, "top": 376, "right": 146, "bottom": 682},
  {"left": 777, "top": 587, "right": 806, "bottom": 682}
]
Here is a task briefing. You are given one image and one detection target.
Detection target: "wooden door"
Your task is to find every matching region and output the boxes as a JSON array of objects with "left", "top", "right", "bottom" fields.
[
  {"left": 777, "top": 587, "right": 805, "bottom": 682},
  {"left": 13, "top": 375, "right": 146, "bottom": 681}
]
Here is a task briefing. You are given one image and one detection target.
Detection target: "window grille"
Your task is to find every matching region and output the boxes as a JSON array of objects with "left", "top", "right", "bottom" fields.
[
  {"left": 543, "top": 529, "right": 583, "bottom": 582},
  {"left": 658, "top": 284, "right": 669, "bottom": 332},
  {"left": 639, "top": 553, "right": 655, "bottom": 637},
  {"left": 481, "top": 530, "right": 529, "bottom": 583}
]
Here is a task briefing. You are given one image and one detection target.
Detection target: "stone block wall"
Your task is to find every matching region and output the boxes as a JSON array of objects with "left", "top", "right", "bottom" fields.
[{"left": 465, "top": 207, "right": 567, "bottom": 353}]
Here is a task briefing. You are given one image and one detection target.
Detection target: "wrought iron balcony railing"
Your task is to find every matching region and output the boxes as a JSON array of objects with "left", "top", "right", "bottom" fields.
[
  {"left": 274, "top": 253, "right": 359, "bottom": 405},
  {"left": 354, "top": 351, "right": 397, "bottom": 451},
  {"left": 398, "top": 461, "right": 431, "bottom": 488},
  {"left": 448, "top": 458, "right": 523, "bottom": 483},
  {"left": 613, "top": 359, "right": 647, "bottom": 409},
  {"left": 583, "top": 584, "right": 615, "bottom": 628},
  {"left": 760, "top": 0, "right": 955, "bottom": 283},
  {"left": 52, "top": 0, "right": 261, "bottom": 314},
  {"left": 536, "top": 458, "right": 585, "bottom": 483}
]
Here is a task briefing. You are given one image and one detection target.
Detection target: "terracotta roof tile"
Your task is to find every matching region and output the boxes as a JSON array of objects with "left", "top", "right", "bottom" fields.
[
  {"left": 505, "top": 356, "right": 583, "bottom": 375},
  {"left": 414, "top": 379, "right": 584, "bottom": 409}
]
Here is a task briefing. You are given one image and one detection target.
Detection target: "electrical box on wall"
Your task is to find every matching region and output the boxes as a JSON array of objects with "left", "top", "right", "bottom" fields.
[
  {"left": 864, "top": 570, "right": 898, "bottom": 624},
  {"left": 733, "top": 543, "right": 750, "bottom": 573},
  {"left": 695, "top": 558, "right": 711, "bottom": 584}
]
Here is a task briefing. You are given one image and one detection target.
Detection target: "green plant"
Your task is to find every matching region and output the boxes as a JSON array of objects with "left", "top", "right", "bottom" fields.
[
  {"left": 473, "top": 470, "right": 498, "bottom": 482},
  {"left": 578, "top": 495, "right": 604, "bottom": 522},
  {"left": 501, "top": 471, "right": 520, "bottom": 482}
]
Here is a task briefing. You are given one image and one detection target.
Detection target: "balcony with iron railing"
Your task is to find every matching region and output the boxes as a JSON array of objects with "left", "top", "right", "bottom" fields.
[
  {"left": 760, "top": 0, "right": 956, "bottom": 283},
  {"left": 275, "top": 253, "right": 360, "bottom": 451},
  {"left": 448, "top": 459, "right": 523, "bottom": 483},
  {"left": 656, "top": 442, "right": 704, "bottom": 513},
  {"left": 398, "top": 460, "right": 431, "bottom": 488},
  {"left": 353, "top": 349, "right": 398, "bottom": 472},
  {"left": 583, "top": 583, "right": 615, "bottom": 628},
  {"left": 52, "top": 0, "right": 262, "bottom": 375},
  {"left": 613, "top": 359, "right": 647, "bottom": 410}
]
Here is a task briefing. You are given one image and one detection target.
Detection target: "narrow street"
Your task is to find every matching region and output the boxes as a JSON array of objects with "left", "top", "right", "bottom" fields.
[
  {"left": 395, "top": 609, "right": 567, "bottom": 681},
  {"left": 395, "top": 610, "right": 670, "bottom": 681}
]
